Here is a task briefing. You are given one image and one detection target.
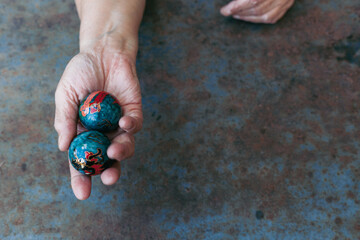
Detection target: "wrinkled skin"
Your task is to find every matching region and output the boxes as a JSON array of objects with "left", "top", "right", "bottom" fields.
[
  {"left": 221, "top": 0, "right": 295, "bottom": 24},
  {"left": 54, "top": 48, "right": 142, "bottom": 200}
]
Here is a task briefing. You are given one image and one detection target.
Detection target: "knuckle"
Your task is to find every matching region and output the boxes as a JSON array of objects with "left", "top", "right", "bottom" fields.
[
  {"left": 119, "top": 147, "right": 127, "bottom": 159},
  {"left": 125, "top": 135, "right": 135, "bottom": 158},
  {"left": 262, "top": 13, "right": 270, "bottom": 22},
  {"left": 262, "top": 12, "right": 279, "bottom": 24},
  {"left": 128, "top": 134, "right": 135, "bottom": 145},
  {"left": 131, "top": 118, "right": 143, "bottom": 134},
  {"left": 271, "top": 16, "right": 280, "bottom": 23},
  {"left": 252, "top": 8, "right": 264, "bottom": 16},
  {"left": 269, "top": 14, "right": 281, "bottom": 24},
  {"left": 137, "top": 120, "right": 143, "bottom": 132}
]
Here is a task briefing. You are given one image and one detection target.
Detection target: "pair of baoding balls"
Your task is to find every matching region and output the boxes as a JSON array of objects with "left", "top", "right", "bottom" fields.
[{"left": 68, "top": 91, "right": 121, "bottom": 176}]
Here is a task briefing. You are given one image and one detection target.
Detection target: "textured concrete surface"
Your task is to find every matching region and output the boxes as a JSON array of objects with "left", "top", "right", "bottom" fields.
[{"left": 0, "top": 0, "right": 359, "bottom": 239}]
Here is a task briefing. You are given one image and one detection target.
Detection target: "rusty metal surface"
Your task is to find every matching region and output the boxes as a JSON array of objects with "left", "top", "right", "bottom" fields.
[{"left": 0, "top": 0, "right": 359, "bottom": 239}]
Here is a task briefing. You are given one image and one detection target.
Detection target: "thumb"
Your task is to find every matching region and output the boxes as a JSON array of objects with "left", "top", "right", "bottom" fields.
[
  {"left": 119, "top": 102, "right": 143, "bottom": 134},
  {"left": 106, "top": 57, "right": 143, "bottom": 134},
  {"left": 54, "top": 86, "right": 78, "bottom": 151}
]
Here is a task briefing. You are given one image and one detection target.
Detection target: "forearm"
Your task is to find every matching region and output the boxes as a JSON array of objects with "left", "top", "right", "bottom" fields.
[{"left": 75, "top": 0, "right": 145, "bottom": 58}]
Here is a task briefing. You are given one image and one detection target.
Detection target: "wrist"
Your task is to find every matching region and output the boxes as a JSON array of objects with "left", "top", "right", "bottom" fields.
[
  {"left": 78, "top": 10, "right": 139, "bottom": 59},
  {"left": 76, "top": 0, "right": 145, "bottom": 60},
  {"left": 79, "top": 33, "right": 138, "bottom": 61}
]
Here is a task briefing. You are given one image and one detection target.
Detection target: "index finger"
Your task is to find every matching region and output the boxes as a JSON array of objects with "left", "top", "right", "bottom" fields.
[
  {"left": 54, "top": 87, "right": 78, "bottom": 151},
  {"left": 220, "top": 0, "right": 254, "bottom": 16}
]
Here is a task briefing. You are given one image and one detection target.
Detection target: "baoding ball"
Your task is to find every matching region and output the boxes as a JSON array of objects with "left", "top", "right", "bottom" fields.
[
  {"left": 79, "top": 91, "right": 121, "bottom": 132},
  {"left": 69, "top": 131, "right": 113, "bottom": 176}
]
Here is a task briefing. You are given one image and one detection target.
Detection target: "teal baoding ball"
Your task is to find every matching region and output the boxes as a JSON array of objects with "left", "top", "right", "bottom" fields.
[
  {"left": 69, "top": 131, "right": 113, "bottom": 176},
  {"left": 79, "top": 91, "right": 121, "bottom": 132}
]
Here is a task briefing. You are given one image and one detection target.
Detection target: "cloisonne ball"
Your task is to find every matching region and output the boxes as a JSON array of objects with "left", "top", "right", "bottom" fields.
[
  {"left": 69, "top": 131, "right": 113, "bottom": 176},
  {"left": 79, "top": 91, "right": 121, "bottom": 132}
]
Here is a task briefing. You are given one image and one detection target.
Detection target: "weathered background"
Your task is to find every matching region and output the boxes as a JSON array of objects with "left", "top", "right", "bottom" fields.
[{"left": 0, "top": 0, "right": 359, "bottom": 239}]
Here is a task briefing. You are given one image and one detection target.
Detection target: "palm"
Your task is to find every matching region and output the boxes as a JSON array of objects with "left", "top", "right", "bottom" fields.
[{"left": 60, "top": 51, "right": 141, "bottom": 116}]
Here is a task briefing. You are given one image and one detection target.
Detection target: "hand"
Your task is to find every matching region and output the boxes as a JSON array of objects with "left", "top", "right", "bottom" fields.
[
  {"left": 54, "top": 47, "right": 142, "bottom": 200},
  {"left": 220, "top": 0, "right": 294, "bottom": 24}
]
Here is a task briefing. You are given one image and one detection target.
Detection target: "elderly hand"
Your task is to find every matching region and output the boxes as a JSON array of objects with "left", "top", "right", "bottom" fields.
[
  {"left": 54, "top": 0, "right": 145, "bottom": 200},
  {"left": 220, "top": 0, "right": 294, "bottom": 24},
  {"left": 54, "top": 47, "right": 142, "bottom": 200}
]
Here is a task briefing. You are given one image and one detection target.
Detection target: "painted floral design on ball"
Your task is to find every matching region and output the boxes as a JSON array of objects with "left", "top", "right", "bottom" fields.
[
  {"left": 79, "top": 91, "right": 121, "bottom": 132},
  {"left": 69, "top": 131, "right": 113, "bottom": 176}
]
